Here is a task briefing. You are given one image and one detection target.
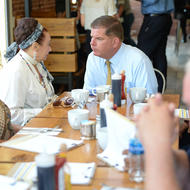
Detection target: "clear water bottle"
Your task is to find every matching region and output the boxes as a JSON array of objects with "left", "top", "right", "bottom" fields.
[
  {"left": 128, "top": 138, "right": 145, "bottom": 183},
  {"left": 96, "top": 114, "right": 101, "bottom": 131}
]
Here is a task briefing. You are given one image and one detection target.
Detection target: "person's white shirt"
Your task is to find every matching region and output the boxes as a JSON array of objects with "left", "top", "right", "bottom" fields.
[
  {"left": 80, "top": 0, "right": 117, "bottom": 30},
  {"left": 83, "top": 43, "right": 158, "bottom": 94},
  {"left": 0, "top": 50, "right": 55, "bottom": 126}
]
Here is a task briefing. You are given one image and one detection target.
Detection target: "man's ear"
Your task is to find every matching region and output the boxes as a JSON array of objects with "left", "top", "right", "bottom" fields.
[{"left": 112, "top": 37, "right": 120, "bottom": 48}]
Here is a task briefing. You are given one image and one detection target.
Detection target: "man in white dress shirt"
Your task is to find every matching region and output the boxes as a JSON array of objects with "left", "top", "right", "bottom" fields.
[{"left": 83, "top": 15, "right": 158, "bottom": 94}]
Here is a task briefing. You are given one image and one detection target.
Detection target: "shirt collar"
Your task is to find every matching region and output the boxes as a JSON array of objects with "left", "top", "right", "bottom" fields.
[
  {"left": 19, "top": 49, "right": 39, "bottom": 65},
  {"left": 108, "top": 43, "right": 124, "bottom": 66}
]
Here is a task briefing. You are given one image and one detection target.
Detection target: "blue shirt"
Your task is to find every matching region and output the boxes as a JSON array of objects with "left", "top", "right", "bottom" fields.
[
  {"left": 83, "top": 43, "right": 158, "bottom": 94},
  {"left": 141, "top": 0, "right": 174, "bottom": 15}
]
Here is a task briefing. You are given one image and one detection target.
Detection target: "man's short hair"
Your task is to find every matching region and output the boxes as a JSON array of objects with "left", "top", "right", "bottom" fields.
[{"left": 91, "top": 15, "right": 124, "bottom": 41}]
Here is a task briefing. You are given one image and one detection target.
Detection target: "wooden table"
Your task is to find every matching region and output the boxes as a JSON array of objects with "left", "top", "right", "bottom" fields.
[
  {"left": 36, "top": 93, "right": 180, "bottom": 119},
  {"left": 0, "top": 93, "right": 180, "bottom": 189}
]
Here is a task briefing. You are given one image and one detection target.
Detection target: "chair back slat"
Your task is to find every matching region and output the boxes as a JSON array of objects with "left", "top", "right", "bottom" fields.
[
  {"left": 35, "top": 18, "right": 78, "bottom": 73},
  {"left": 51, "top": 38, "right": 76, "bottom": 52},
  {"left": 45, "top": 54, "right": 77, "bottom": 72},
  {"left": 36, "top": 18, "right": 76, "bottom": 36}
]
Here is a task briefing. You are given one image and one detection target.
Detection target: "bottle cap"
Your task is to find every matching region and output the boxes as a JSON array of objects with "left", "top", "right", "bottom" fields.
[
  {"left": 35, "top": 153, "right": 55, "bottom": 167},
  {"left": 120, "top": 70, "right": 125, "bottom": 75},
  {"left": 100, "top": 95, "right": 113, "bottom": 108},
  {"left": 112, "top": 73, "right": 121, "bottom": 80},
  {"left": 129, "top": 138, "right": 144, "bottom": 155}
]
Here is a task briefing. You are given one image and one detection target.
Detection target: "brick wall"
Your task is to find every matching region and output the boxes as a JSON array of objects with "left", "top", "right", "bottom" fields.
[{"left": 12, "top": 0, "right": 55, "bottom": 17}]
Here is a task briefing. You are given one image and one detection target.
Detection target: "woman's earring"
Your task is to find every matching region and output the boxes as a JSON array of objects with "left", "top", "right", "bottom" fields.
[{"left": 33, "top": 51, "right": 37, "bottom": 61}]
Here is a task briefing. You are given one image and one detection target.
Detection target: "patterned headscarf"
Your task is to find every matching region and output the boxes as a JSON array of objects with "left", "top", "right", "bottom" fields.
[{"left": 4, "top": 23, "right": 43, "bottom": 61}]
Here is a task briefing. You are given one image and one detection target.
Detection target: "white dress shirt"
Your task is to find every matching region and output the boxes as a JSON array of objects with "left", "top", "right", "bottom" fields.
[
  {"left": 83, "top": 43, "right": 158, "bottom": 94},
  {"left": 0, "top": 50, "right": 55, "bottom": 126},
  {"left": 80, "top": 0, "right": 117, "bottom": 30}
]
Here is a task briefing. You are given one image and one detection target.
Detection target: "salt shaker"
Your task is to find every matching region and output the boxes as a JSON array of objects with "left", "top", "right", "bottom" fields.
[
  {"left": 35, "top": 153, "right": 56, "bottom": 190},
  {"left": 128, "top": 138, "right": 145, "bottom": 183},
  {"left": 112, "top": 73, "right": 121, "bottom": 107}
]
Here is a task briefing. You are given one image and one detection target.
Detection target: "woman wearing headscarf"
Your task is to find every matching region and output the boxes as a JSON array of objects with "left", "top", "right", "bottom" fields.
[{"left": 0, "top": 17, "right": 55, "bottom": 126}]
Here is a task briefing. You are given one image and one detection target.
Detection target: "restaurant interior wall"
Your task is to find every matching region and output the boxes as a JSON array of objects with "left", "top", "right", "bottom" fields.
[{"left": 12, "top": 0, "right": 177, "bottom": 36}]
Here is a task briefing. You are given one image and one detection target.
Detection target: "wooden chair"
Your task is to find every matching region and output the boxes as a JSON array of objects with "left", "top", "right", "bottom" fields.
[
  {"left": 31, "top": 10, "right": 56, "bottom": 18},
  {"left": 154, "top": 68, "right": 166, "bottom": 94},
  {"left": 36, "top": 18, "right": 78, "bottom": 90}
]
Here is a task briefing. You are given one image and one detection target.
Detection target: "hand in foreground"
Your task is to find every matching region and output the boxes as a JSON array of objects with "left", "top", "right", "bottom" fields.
[{"left": 134, "top": 94, "right": 178, "bottom": 148}]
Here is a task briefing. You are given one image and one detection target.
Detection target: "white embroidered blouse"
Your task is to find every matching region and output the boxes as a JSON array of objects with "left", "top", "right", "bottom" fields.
[{"left": 0, "top": 50, "right": 55, "bottom": 126}]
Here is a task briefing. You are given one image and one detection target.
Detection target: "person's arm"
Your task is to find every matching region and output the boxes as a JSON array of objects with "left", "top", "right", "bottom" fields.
[
  {"left": 3, "top": 62, "right": 44, "bottom": 126},
  {"left": 133, "top": 53, "right": 158, "bottom": 94},
  {"left": 173, "top": 150, "right": 190, "bottom": 190},
  {"left": 83, "top": 55, "right": 96, "bottom": 90},
  {"left": 11, "top": 124, "right": 23, "bottom": 133},
  {"left": 135, "top": 94, "right": 189, "bottom": 190},
  {"left": 145, "top": 141, "right": 181, "bottom": 190},
  {"left": 117, "top": 4, "right": 125, "bottom": 17},
  {"left": 80, "top": 14, "right": 85, "bottom": 27},
  {"left": 80, "top": 0, "right": 85, "bottom": 27}
]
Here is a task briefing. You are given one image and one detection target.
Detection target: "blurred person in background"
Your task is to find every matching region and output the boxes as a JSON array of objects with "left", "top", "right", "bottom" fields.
[
  {"left": 137, "top": 0, "right": 174, "bottom": 93},
  {"left": 56, "top": 0, "right": 66, "bottom": 17},
  {"left": 80, "top": 0, "right": 117, "bottom": 55},
  {"left": 117, "top": 0, "right": 136, "bottom": 46}
]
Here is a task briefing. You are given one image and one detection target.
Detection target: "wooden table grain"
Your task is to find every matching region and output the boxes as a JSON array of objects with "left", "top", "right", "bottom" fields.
[{"left": 0, "top": 93, "right": 180, "bottom": 189}]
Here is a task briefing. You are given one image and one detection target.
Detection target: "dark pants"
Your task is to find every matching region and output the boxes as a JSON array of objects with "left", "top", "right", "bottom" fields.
[
  {"left": 137, "top": 14, "right": 172, "bottom": 93},
  {"left": 122, "top": 13, "right": 136, "bottom": 46}
]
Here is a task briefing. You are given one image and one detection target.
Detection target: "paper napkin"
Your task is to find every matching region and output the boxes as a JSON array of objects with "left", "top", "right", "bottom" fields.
[
  {"left": 97, "top": 108, "right": 136, "bottom": 171},
  {"left": 8, "top": 162, "right": 96, "bottom": 185},
  {"left": 0, "top": 175, "right": 30, "bottom": 190},
  {"left": 0, "top": 135, "right": 83, "bottom": 154},
  {"left": 175, "top": 109, "right": 190, "bottom": 119}
]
